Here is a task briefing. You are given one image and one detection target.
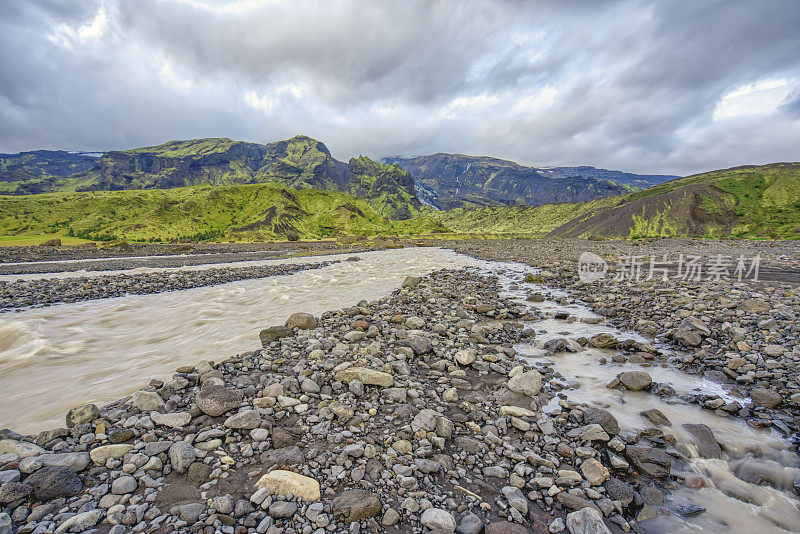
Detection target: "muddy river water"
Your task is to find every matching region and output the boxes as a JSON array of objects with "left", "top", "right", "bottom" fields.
[{"left": 0, "top": 248, "right": 798, "bottom": 532}]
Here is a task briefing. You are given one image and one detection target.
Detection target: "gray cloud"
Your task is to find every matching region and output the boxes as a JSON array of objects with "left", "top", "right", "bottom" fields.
[{"left": 0, "top": 0, "right": 798, "bottom": 175}]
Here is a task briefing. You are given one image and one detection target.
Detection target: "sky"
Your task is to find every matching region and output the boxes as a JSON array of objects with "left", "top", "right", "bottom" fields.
[{"left": 1, "top": 0, "right": 799, "bottom": 175}]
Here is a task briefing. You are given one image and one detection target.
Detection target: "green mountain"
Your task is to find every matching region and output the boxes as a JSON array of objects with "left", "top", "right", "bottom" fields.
[
  {"left": 549, "top": 162, "right": 800, "bottom": 239},
  {"left": 0, "top": 136, "right": 422, "bottom": 220},
  {"left": 0, "top": 150, "right": 99, "bottom": 194},
  {"left": 0, "top": 183, "right": 446, "bottom": 243},
  {"left": 383, "top": 154, "right": 671, "bottom": 209}
]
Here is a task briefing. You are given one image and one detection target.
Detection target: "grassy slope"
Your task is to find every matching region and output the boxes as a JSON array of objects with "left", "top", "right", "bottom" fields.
[
  {"left": 428, "top": 197, "right": 617, "bottom": 236},
  {"left": 0, "top": 183, "right": 447, "bottom": 243},
  {"left": 550, "top": 163, "right": 800, "bottom": 239}
]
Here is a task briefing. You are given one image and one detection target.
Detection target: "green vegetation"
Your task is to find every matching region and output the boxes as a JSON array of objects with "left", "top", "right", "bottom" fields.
[
  {"left": 0, "top": 183, "right": 448, "bottom": 244},
  {"left": 549, "top": 163, "right": 800, "bottom": 239},
  {"left": 428, "top": 197, "right": 617, "bottom": 236}
]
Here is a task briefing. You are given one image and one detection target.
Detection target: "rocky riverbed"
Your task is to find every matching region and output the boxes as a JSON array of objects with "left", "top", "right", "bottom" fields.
[
  {"left": 0, "top": 238, "right": 798, "bottom": 534},
  {"left": 0, "top": 262, "right": 338, "bottom": 311}
]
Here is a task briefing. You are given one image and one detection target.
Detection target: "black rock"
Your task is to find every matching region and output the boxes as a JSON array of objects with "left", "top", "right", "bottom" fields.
[{"left": 25, "top": 466, "right": 83, "bottom": 501}]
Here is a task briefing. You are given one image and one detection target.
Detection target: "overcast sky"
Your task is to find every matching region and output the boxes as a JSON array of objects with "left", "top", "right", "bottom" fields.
[{"left": 1, "top": 0, "right": 799, "bottom": 175}]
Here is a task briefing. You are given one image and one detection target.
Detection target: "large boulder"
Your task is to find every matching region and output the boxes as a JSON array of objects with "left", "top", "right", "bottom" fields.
[
  {"left": 224, "top": 410, "right": 262, "bottom": 430},
  {"left": 420, "top": 508, "right": 456, "bottom": 532},
  {"left": 255, "top": 470, "right": 320, "bottom": 501},
  {"left": 259, "top": 326, "right": 292, "bottom": 345},
  {"left": 65, "top": 404, "right": 100, "bottom": 428},
  {"left": 334, "top": 367, "right": 393, "bottom": 387},
  {"left": 565, "top": 507, "right": 612, "bottom": 534},
  {"left": 507, "top": 370, "right": 543, "bottom": 397},
  {"left": 682, "top": 424, "right": 721, "bottom": 459},
  {"left": 331, "top": 489, "right": 382, "bottom": 522},
  {"left": 196, "top": 384, "right": 242, "bottom": 416},
  {"left": 0, "top": 439, "right": 45, "bottom": 459},
  {"left": 169, "top": 441, "right": 196, "bottom": 473},
  {"left": 25, "top": 466, "right": 83, "bottom": 500},
  {"left": 750, "top": 387, "right": 782, "bottom": 409},
  {"left": 624, "top": 446, "right": 672, "bottom": 478},
  {"left": 583, "top": 407, "right": 620, "bottom": 435},
  {"left": 285, "top": 312, "right": 318, "bottom": 330},
  {"left": 612, "top": 371, "right": 652, "bottom": 391}
]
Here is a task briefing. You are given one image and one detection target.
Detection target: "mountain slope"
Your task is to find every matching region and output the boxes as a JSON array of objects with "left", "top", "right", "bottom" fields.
[
  {"left": 537, "top": 166, "right": 676, "bottom": 188},
  {"left": 0, "top": 183, "right": 445, "bottom": 243},
  {"left": 0, "top": 150, "right": 99, "bottom": 194},
  {"left": 0, "top": 136, "right": 421, "bottom": 220},
  {"left": 550, "top": 162, "right": 800, "bottom": 239},
  {"left": 384, "top": 154, "right": 672, "bottom": 209}
]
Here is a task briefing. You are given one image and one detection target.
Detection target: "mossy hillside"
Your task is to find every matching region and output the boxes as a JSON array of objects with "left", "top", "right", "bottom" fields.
[
  {"left": 550, "top": 163, "right": 800, "bottom": 239},
  {"left": 0, "top": 136, "right": 421, "bottom": 220},
  {"left": 0, "top": 183, "right": 448, "bottom": 243}
]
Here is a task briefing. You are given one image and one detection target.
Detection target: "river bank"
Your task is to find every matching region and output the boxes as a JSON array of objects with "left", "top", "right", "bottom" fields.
[{"left": 0, "top": 240, "right": 797, "bottom": 534}]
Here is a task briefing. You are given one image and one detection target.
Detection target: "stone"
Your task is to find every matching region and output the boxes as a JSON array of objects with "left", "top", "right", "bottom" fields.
[
  {"left": 19, "top": 452, "right": 90, "bottom": 473},
  {"left": 268, "top": 501, "right": 298, "bottom": 519},
  {"left": 485, "top": 522, "right": 530, "bottom": 534},
  {"left": 170, "top": 503, "right": 205, "bottom": 523},
  {"left": 604, "top": 478, "right": 634, "bottom": 506},
  {"left": 589, "top": 333, "right": 618, "bottom": 349},
  {"left": 169, "top": 441, "right": 196, "bottom": 473},
  {"left": 402, "top": 276, "right": 421, "bottom": 288},
  {"left": 111, "top": 475, "right": 137, "bottom": 494},
  {"left": 457, "top": 512, "right": 483, "bottom": 534},
  {"left": 411, "top": 409, "right": 438, "bottom": 432},
  {"left": 455, "top": 349, "right": 476, "bottom": 365},
  {"left": 625, "top": 446, "right": 672, "bottom": 478},
  {"left": 0, "top": 482, "right": 32, "bottom": 503},
  {"left": 399, "top": 336, "right": 433, "bottom": 355},
  {"left": 150, "top": 411, "right": 191, "bottom": 428},
  {"left": 65, "top": 404, "right": 100, "bottom": 428},
  {"left": 255, "top": 470, "right": 321, "bottom": 501},
  {"left": 0, "top": 439, "right": 45, "bottom": 459},
  {"left": 224, "top": 410, "right": 262, "bottom": 429},
  {"left": 583, "top": 407, "right": 619, "bottom": 435},
  {"left": 130, "top": 390, "right": 165, "bottom": 411},
  {"left": 271, "top": 427, "right": 299, "bottom": 449},
  {"left": 565, "top": 507, "right": 611, "bottom": 534},
  {"left": 187, "top": 462, "right": 213, "bottom": 484},
  {"left": 334, "top": 367, "right": 394, "bottom": 387},
  {"left": 383, "top": 508, "right": 400, "bottom": 526},
  {"left": 750, "top": 387, "right": 782, "bottom": 408},
  {"left": 25, "top": 466, "right": 83, "bottom": 500},
  {"left": 301, "top": 378, "right": 320, "bottom": 394},
  {"left": 501, "top": 485, "right": 528, "bottom": 514},
  {"left": 0, "top": 514, "right": 9, "bottom": 534},
  {"left": 580, "top": 458, "right": 610, "bottom": 485},
  {"left": 682, "top": 424, "right": 721, "bottom": 458},
  {"left": 507, "top": 370, "right": 543, "bottom": 397},
  {"left": 53, "top": 509, "right": 103, "bottom": 534},
  {"left": 567, "top": 424, "right": 609, "bottom": 441},
  {"left": 259, "top": 325, "right": 292, "bottom": 345},
  {"left": 641, "top": 408, "right": 671, "bottom": 426},
  {"left": 196, "top": 384, "right": 242, "bottom": 416},
  {"left": 436, "top": 416, "right": 454, "bottom": 439},
  {"left": 420, "top": 508, "right": 456, "bottom": 532},
  {"left": 91, "top": 444, "right": 134, "bottom": 465},
  {"left": 500, "top": 405, "right": 537, "bottom": 417},
  {"left": 331, "top": 489, "right": 382, "bottom": 521},
  {"left": 285, "top": 312, "right": 318, "bottom": 330},
  {"left": 617, "top": 371, "right": 652, "bottom": 391}
]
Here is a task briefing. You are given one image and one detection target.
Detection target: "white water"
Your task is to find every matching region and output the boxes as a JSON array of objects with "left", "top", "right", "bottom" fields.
[
  {"left": 0, "top": 248, "right": 479, "bottom": 434},
  {"left": 497, "top": 269, "right": 800, "bottom": 534}
]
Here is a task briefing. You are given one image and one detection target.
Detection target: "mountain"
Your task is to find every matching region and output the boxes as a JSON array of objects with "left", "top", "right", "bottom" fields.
[
  {"left": 0, "top": 183, "right": 446, "bottom": 243},
  {"left": 383, "top": 154, "right": 674, "bottom": 209},
  {"left": 537, "top": 166, "right": 677, "bottom": 188},
  {"left": 549, "top": 162, "right": 800, "bottom": 239},
  {"left": 0, "top": 136, "right": 421, "bottom": 220},
  {"left": 0, "top": 150, "right": 99, "bottom": 194}
]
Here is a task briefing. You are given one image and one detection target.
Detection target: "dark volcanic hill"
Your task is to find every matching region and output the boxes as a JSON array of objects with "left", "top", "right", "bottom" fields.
[{"left": 384, "top": 154, "right": 675, "bottom": 209}]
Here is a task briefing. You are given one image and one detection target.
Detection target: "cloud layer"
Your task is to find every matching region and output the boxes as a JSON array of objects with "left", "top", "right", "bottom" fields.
[{"left": 1, "top": 0, "right": 799, "bottom": 175}]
